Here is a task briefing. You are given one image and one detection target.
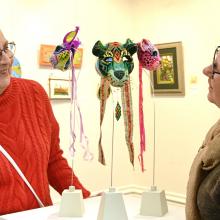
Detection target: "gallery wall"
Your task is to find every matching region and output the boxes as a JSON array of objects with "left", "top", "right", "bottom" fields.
[{"left": 1, "top": 0, "right": 220, "bottom": 202}]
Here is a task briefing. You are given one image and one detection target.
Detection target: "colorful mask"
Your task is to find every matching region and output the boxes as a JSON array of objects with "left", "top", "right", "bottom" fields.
[
  {"left": 92, "top": 39, "right": 137, "bottom": 87},
  {"left": 92, "top": 39, "right": 137, "bottom": 167},
  {"left": 50, "top": 26, "right": 81, "bottom": 71},
  {"left": 137, "top": 39, "right": 161, "bottom": 172},
  {"left": 137, "top": 39, "right": 161, "bottom": 70},
  {"left": 50, "top": 27, "right": 93, "bottom": 162}
]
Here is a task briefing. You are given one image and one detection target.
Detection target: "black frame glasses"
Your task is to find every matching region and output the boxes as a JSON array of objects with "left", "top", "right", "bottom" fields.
[
  {"left": 212, "top": 46, "right": 220, "bottom": 79},
  {"left": 0, "top": 42, "right": 16, "bottom": 61}
]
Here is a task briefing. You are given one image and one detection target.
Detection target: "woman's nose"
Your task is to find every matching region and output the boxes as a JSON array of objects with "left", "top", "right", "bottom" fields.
[{"left": 203, "top": 65, "right": 212, "bottom": 78}]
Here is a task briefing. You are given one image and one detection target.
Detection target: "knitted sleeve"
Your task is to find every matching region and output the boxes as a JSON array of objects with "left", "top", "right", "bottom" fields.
[{"left": 33, "top": 81, "right": 90, "bottom": 198}]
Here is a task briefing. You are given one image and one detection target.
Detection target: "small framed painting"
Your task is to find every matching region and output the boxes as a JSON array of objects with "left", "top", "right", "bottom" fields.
[{"left": 49, "top": 78, "right": 71, "bottom": 100}]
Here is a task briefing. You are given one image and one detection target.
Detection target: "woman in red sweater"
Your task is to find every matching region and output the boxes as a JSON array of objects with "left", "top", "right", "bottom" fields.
[{"left": 0, "top": 30, "right": 90, "bottom": 215}]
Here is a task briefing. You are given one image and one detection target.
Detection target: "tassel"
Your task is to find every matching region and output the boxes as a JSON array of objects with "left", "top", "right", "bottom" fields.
[
  {"left": 115, "top": 101, "right": 121, "bottom": 121},
  {"left": 98, "top": 78, "right": 111, "bottom": 165},
  {"left": 121, "top": 79, "right": 134, "bottom": 166}
]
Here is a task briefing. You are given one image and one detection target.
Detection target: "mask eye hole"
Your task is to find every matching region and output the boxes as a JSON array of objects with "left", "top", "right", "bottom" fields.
[
  {"left": 104, "top": 57, "right": 113, "bottom": 63},
  {"left": 152, "top": 50, "right": 158, "bottom": 56},
  {"left": 123, "top": 55, "right": 131, "bottom": 62}
]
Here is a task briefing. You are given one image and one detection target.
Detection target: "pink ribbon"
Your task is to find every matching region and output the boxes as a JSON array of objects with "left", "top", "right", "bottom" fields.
[{"left": 138, "top": 62, "right": 146, "bottom": 172}]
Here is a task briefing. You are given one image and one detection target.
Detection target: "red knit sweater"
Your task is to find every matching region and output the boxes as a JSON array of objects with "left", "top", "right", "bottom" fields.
[{"left": 0, "top": 78, "right": 90, "bottom": 215}]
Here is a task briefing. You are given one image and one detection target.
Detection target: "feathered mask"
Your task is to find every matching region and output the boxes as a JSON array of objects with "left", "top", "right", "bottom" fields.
[
  {"left": 50, "top": 26, "right": 81, "bottom": 71},
  {"left": 50, "top": 27, "right": 93, "bottom": 161}
]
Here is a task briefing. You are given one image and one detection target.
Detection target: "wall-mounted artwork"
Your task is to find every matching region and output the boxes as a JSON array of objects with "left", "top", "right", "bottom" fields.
[
  {"left": 73, "top": 48, "right": 83, "bottom": 68},
  {"left": 39, "top": 44, "right": 56, "bottom": 67},
  {"left": 150, "top": 42, "right": 185, "bottom": 96},
  {"left": 49, "top": 78, "right": 71, "bottom": 100}
]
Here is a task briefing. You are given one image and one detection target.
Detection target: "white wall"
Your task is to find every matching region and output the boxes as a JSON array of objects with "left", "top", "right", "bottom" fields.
[{"left": 1, "top": 0, "right": 220, "bottom": 201}]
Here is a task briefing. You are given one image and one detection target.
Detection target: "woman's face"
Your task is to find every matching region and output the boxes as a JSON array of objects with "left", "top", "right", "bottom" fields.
[
  {"left": 203, "top": 50, "right": 220, "bottom": 108},
  {"left": 0, "top": 31, "right": 13, "bottom": 94}
]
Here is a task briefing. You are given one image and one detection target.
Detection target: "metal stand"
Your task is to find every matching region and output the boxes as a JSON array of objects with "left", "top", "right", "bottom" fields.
[
  {"left": 97, "top": 90, "right": 128, "bottom": 220},
  {"left": 59, "top": 185, "right": 84, "bottom": 217},
  {"left": 140, "top": 70, "right": 168, "bottom": 217},
  {"left": 97, "top": 187, "right": 128, "bottom": 220}
]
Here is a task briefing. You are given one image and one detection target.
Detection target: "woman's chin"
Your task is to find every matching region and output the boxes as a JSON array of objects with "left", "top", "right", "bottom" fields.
[{"left": 207, "top": 94, "right": 215, "bottom": 104}]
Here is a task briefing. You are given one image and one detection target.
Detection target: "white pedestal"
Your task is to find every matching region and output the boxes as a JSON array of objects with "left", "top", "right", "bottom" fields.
[
  {"left": 97, "top": 187, "right": 128, "bottom": 220},
  {"left": 59, "top": 185, "right": 85, "bottom": 217},
  {"left": 140, "top": 186, "right": 168, "bottom": 217}
]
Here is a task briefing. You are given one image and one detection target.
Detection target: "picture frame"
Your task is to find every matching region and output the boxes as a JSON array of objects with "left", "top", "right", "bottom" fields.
[
  {"left": 39, "top": 44, "right": 56, "bottom": 67},
  {"left": 150, "top": 42, "right": 185, "bottom": 96},
  {"left": 73, "top": 48, "right": 83, "bottom": 69},
  {"left": 49, "top": 78, "right": 71, "bottom": 100}
]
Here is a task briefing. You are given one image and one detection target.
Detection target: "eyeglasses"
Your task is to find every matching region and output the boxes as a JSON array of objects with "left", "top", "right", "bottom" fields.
[
  {"left": 212, "top": 46, "right": 220, "bottom": 79},
  {"left": 0, "top": 42, "right": 16, "bottom": 61}
]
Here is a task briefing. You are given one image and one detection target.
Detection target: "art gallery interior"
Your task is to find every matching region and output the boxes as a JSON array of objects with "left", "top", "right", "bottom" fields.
[{"left": 1, "top": 0, "right": 220, "bottom": 219}]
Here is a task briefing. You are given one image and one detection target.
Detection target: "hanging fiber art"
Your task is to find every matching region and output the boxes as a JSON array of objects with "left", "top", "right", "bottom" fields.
[
  {"left": 137, "top": 39, "right": 161, "bottom": 172},
  {"left": 50, "top": 26, "right": 93, "bottom": 161},
  {"left": 92, "top": 39, "right": 137, "bottom": 166}
]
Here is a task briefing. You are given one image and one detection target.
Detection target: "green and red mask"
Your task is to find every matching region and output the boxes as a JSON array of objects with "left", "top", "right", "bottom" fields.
[
  {"left": 92, "top": 39, "right": 137, "bottom": 167},
  {"left": 92, "top": 39, "right": 137, "bottom": 87}
]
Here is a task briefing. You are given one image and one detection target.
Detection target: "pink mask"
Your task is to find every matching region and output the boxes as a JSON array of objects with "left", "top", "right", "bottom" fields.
[{"left": 137, "top": 39, "right": 161, "bottom": 71}]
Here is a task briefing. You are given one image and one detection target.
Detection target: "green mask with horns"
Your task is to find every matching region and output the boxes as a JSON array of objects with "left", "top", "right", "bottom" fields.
[{"left": 92, "top": 39, "right": 137, "bottom": 87}]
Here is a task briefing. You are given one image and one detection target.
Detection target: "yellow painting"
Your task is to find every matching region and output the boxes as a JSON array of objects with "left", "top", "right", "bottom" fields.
[
  {"left": 150, "top": 42, "right": 185, "bottom": 96},
  {"left": 49, "top": 78, "right": 71, "bottom": 100},
  {"left": 73, "top": 48, "right": 83, "bottom": 68},
  {"left": 157, "top": 55, "right": 175, "bottom": 85}
]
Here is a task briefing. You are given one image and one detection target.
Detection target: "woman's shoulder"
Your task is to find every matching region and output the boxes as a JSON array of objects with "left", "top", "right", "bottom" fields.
[
  {"left": 211, "top": 119, "right": 220, "bottom": 137},
  {"left": 203, "top": 119, "right": 220, "bottom": 143},
  {"left": 14, "top": 77, "right": 43, "bottom": 88},
  {"left": 13, "top": 78, "right": 47, "bottom": 96}
]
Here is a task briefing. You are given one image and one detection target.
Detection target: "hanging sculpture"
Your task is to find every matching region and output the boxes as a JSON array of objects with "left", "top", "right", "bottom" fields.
[
  {"left": 50, "top": 26, "right": 93, "bottom": 161},
  {"left": 50, "top": 27, "right": 81, "bottom": 71},
  {"left": 137, "top": 39, "right": 161, "bottom": 171},
  {"left": 92, "top": 39, "right": 137, "bottom": 166}
]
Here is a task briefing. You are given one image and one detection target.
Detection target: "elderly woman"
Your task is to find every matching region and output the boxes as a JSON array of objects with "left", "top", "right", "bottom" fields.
[
  {"left": 0, "top": 30, "right": 90, "bottom": 215},
  {"left": 186, "top": 46, "right": 220, "bottom": 220}
]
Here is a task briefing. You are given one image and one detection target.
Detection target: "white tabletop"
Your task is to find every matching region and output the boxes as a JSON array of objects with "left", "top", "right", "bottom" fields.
[{"left": 0, "top": 194, "right": 185, "bottom": 220}]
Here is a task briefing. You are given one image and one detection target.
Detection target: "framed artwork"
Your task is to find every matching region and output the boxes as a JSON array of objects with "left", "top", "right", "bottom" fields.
[
  {"left": 73, "top": 48, "right": 83, "bottom": 68},
  {"left": 150, "top": 42, "right": 185, "bottom": 96},
  {"left": 39, "top": 44, "right": 56, "bottom": 66},
  {"left": 49, "top": 78, "right": 71, "bottom": 100}
]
